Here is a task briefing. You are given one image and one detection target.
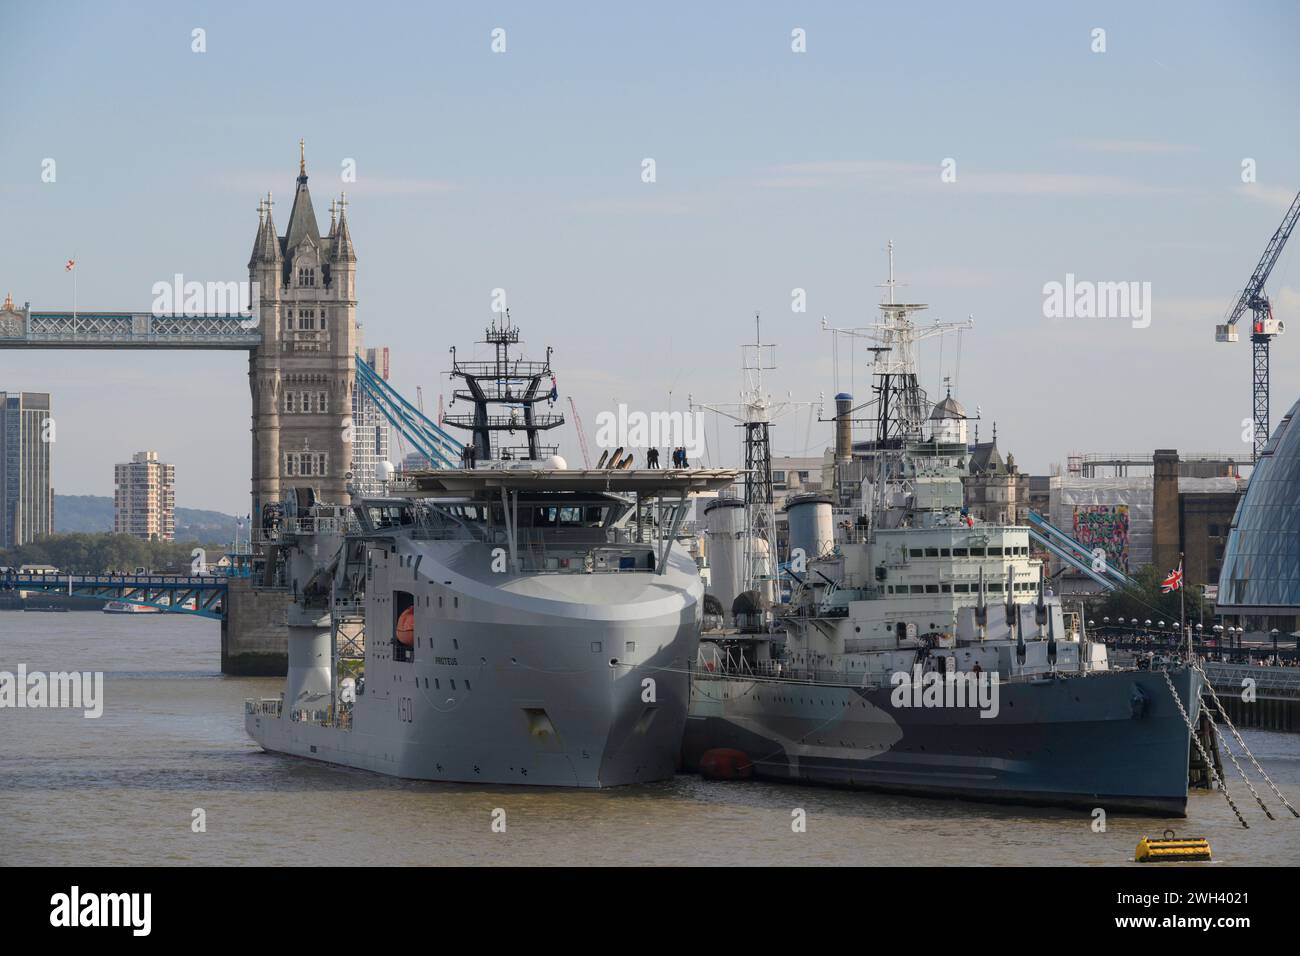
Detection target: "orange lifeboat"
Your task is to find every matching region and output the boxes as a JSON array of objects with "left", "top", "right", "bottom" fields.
[
  {"left": 699, "top": 748, "right": 754, "bottom": 781},
  {"left": 395, "top": 606, "right": 415, "bottom": 646}
]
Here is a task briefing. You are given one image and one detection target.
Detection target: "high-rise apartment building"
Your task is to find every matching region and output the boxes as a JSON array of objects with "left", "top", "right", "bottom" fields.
[{"left": 114, "top": 450, "right": 176, "bottom": 540}]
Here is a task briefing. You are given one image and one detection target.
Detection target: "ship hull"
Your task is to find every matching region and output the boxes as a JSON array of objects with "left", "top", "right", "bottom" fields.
[
  {"left": 247, "top": 538, "right": 702, "bottom": 788},
  {"left": 682, "top": 666, "right": 1202, "bottom": 815}
]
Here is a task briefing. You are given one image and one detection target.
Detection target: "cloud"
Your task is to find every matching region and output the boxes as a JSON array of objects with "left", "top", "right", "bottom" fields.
[
  {"left": 754, "top": 160, "right": 1178, "bottom": 196},
  {"left": 754, "top": 160, "right": 929, "bottom": 189},
  {"left": 211, "top": 171, "right": 458, "bottom": 197},
  {"left": 956, "top": 171, "right": 1180, "bottom": 196},
  {"left": 1237, "top": 184, "right": 1298, "bottom": 210},
  {"left": 344, "top": 177, "right": 460, "bottom": 196},
  {"left": 566, "top": 196, "right": 692, "bottom": 215},
  {"left": 1073, "top": 139, "right": 1200, "bottom": 154}
]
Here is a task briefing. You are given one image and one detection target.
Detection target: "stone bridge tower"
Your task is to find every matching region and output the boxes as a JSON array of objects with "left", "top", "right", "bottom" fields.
[{"left": 247, "top": 144, "right": 358, "bottom": 530}]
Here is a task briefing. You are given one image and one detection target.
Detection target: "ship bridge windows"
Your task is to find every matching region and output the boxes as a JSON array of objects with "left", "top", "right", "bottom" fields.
[
  {"left": 953, "top": 547, "right": 968, "bottom": 557},
  {"left": 970, "top": 547, "right": 986, "bottom": 557},
  {"left": 988, "top": 546, "right": 1003, "bottom": 556},
  {"left": 368, "top": 504, "right": 416, "bottom": 529},
  {"left": 522, "top": 504, "right": 610, "bottom": 528},
  {"left": 924, "top": 547, "right": 939, "bottom": 557},
  {"left": 909, "top": 548, "right": 923, "bottom": 558}
]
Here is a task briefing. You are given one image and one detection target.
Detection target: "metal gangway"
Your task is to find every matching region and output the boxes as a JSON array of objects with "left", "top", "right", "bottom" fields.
[{"left": 1025, "top": 511, "right": 1137, "bottom": 592}]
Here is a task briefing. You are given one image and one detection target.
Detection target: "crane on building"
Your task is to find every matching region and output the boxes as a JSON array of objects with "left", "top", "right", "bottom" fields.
[
  {"left": 1216, "top": 188, "right": 1300, "bottom": 460},
  {"left": 567, "top": 395, "right": 592, "bottom": 468}
]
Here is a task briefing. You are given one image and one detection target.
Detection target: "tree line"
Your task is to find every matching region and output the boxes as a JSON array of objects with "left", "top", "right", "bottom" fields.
[{"left": 0, "top": 533, "right": 227, "bottom": 574}]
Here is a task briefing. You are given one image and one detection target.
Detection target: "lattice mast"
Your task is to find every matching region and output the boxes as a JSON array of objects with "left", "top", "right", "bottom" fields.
[{"left": 692, "top": 315, "right": 819, "bottom": 595}]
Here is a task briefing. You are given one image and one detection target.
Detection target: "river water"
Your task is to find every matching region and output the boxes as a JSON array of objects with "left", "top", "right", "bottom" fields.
[{"left": 2, "top": 612, "right": 1297, "bottom": 866}]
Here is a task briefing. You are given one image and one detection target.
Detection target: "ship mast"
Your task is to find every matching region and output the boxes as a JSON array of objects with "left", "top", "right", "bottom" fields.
[
  {"left": 822, "top": 242, "right": 975, "bottom": 531},
  {"left": 443, "top": 311, "right": 564, "bottom": 462},
  {"left": 692, "top": 315, "right": 818, "bottom": 598}
]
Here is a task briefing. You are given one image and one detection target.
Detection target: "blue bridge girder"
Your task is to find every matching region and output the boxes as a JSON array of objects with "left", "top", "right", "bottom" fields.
[
  {"left": 3, "top": 572, "right": 231, "bottom": 618},
  {"left": 354, "top": 352, "right": 462, "bottom": 467},
  {"left": 1026, "top": 511, "right": 1138, "bottom": 592},
  {"left": 0, "top": 312, "right": 262, "bottom": 349}
]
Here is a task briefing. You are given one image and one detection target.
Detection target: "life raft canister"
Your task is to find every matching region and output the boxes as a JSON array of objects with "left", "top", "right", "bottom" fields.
[{"left": 395, "top": 606, "right": 415, "bottom": 647}]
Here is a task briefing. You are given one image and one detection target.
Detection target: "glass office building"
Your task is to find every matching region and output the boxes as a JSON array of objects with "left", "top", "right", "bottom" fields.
[{"left": 1217, "top": 397, "right": 1300, "bottom": 639}]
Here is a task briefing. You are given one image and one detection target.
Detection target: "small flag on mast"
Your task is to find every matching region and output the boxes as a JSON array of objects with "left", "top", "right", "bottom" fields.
[
  {"left": 1161, "top": 561, "right": 1184, "bottom": 593},
  {"left": 65, "top": 259, "right": 76, "bottom": 271}
]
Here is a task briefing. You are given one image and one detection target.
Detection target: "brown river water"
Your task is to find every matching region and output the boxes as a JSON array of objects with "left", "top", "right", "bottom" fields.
[{"left": 2, "top": 612, "right": 1297, "bottom": 866}]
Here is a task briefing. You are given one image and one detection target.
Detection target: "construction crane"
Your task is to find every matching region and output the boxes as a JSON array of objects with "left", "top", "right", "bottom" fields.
[
  {"left": 567, "top": 395, "right": 592, "bottom": 467},
  {"left": 1216, "top": 188, "right": 1300, "bottom": 460}
]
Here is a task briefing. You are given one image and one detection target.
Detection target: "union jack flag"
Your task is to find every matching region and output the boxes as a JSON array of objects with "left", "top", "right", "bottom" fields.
[
  {"left": 1161, "top": 562, "right": 1183, "bottom": 593},
  {"left": 65, "top": 259, "right": 76, "bottom": 271}
]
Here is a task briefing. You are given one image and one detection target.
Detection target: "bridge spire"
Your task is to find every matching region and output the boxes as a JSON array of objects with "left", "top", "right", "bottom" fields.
[
  {"left": 257, "top": 191, "right": 282, "bottom": 264},
  {"left": 331, "top": 192, "right": 356, "bottom": 263},
  {"left": 299, "top": 137, "right": 306, "bottom": 179}
]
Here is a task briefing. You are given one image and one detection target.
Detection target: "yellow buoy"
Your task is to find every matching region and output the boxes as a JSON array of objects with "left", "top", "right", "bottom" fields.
[{"left": 1135, "top": 829, "right": 1212, "bottom": 862}]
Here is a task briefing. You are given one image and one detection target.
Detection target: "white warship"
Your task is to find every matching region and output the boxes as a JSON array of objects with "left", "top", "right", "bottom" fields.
[{"left": 246, "top": 317, "right": 735, "bottom": 786}]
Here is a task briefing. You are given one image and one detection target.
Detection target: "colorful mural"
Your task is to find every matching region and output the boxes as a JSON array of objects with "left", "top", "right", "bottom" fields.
[{"left": 1072, "top": 504, "right": 1131, "bottom": 572}]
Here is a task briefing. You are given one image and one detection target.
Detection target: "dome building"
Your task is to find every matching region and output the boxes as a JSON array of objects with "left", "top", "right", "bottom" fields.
[{"left": 1217, "top": 397, "right": 1300, "bottom": 642}]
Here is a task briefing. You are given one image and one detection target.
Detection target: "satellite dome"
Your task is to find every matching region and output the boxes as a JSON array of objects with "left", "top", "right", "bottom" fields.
[
  {"left": 929, "top": 395, "right": 968, "bottom": 420},
  {"left": 377, "top": 460, "right": 396, "bottom": 481}
]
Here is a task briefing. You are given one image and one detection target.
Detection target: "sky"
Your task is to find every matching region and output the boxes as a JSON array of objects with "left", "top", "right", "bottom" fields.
[{"left": 2, "top": 0, "right": 1298, "bottom": 514}]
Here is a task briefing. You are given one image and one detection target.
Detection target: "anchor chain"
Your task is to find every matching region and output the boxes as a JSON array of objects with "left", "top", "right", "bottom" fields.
[
  {"left": 1196, "top": 662, "right": 1300, "bottom": 818},
  {"left": 1162, "top": 668, "right": 1248, "bottom": 829},
  {"left": 1206, "top": 714, "right": 1274, "bottom": 819}
]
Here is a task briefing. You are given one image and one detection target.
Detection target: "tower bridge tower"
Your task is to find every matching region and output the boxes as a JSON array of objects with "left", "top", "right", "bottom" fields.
[{"left": 247, "top": 144, "right": 359, "bottom": 528}]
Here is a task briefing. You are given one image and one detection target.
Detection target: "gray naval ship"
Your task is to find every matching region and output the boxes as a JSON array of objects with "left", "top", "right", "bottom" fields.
[
  {"left": 246, "top": 316, "right": 736, "bottom": 787},
  {"left": 682, "top": 278, "right": 1207, "bottom": 815}
]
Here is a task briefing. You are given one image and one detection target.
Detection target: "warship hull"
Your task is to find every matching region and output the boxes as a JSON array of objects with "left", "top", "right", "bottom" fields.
[
  {"left": 682, "top": 666, "right": 1203, "bottom": 815},
  {"left": 247, "top": 536, "right": 702, "bottom": 788}
]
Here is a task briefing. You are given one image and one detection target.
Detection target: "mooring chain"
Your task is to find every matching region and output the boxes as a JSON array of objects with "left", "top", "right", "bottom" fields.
[
  {"left": 1206, "top": 715, "right": 1274, "bottom": 819},
  {"left": 1162, "top": 669, "right": 1248, "bottom": 829},
  {"left": 1196, "top": 663, "right": 1300, "bottom": 818}
]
